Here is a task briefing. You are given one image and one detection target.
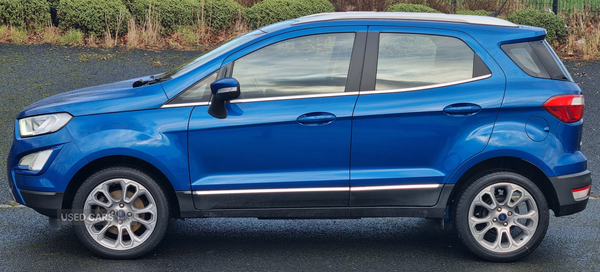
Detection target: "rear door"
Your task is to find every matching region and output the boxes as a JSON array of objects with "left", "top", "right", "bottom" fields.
[{"left": 350, "top": 27, "right": 506, "bottom": 207}]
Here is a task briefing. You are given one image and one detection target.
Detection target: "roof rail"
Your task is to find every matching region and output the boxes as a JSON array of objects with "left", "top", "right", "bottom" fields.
[{"left": 293, "top": 12, "right": 518, "bottom": 28}]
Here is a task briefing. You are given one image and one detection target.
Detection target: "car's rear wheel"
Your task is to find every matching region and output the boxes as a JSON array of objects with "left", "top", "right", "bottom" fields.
[
  {"left": 454, "top": 172, "right": 549, "bottom": 262},
  {"left": 72, "top": 167, "right": 169, "bottom": 259}
]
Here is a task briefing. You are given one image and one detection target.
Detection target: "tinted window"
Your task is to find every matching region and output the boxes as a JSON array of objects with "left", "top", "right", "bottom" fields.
[
  {"left": 376, "top": 33, "right": 487, "bottom": 91},
  {"left": 168, "top": 71, "right": 217, "bottom": 105},
  {"left": 232, "top": 33, "right": 355, "bottom": 100},
  {"left": 502, "top": 41, "right": 571, "bottom": 81}
]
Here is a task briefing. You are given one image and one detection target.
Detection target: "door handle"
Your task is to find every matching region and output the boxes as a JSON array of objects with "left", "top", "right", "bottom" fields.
[
  {"left": 297, "top": 112, "right": 336, "bottom": 126},
  {"left": 443, "top": 103, "right": 482, "bottom": 116}
]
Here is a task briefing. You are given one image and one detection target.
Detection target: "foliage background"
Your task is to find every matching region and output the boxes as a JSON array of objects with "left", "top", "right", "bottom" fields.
[{"left": 0, "top": 0, "right": 598, "bottom": 59}]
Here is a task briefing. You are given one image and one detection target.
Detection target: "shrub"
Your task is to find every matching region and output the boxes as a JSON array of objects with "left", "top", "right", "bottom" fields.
[
  {"left": 243, "top": 0, "right": 335, "bottom": 29},
  {"left": 10, "top": 27, "right": 28, "bottom": 44},
  {"left": 59, "top": 28, "right": 84, "bottom": 46},
  {"left": 456, "top": 10, "right": 490, "bottom": 16},
  {"left": 130, "top": 0, "right": 201, "bottom": 33},
  {"left": 202, "top": 0, "right": 244, "bottom": 33},
  {"left": 48, "top": 0, "right": 60, "bottom": 25},
  {"left": 507, "top": 9, "right": 566, "bottom": 43},
  {"left": 130, "top": 0, "right": 243, "bottom": 34},
  {"left": 57, "top": 0, "right": 131, "bottom": 36},
  {"left": 386, "top": 3, "right": 440, "bottom": 13},
  {"left": 0, "top": 0, "right": 51, "bottom": 29}
]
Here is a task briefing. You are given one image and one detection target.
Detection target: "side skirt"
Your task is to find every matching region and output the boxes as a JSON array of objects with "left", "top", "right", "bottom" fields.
[{"left": 175, "top": 184, "right": 454, "bottom": 219}]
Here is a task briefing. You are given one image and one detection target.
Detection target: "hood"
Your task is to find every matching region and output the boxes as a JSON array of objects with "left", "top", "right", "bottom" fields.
[{"left": 17, "top": 76, "right": 168, "bottom": 119}]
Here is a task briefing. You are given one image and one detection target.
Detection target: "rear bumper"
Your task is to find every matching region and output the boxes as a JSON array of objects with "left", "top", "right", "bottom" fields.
[{"left": 550, "top": 170, "right": 591, "bottom": 216}]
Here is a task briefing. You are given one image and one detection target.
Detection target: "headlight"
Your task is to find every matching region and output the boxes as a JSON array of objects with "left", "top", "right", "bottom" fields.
[{"left": 19, "top": 113, "right": 72, "bottom": 137}]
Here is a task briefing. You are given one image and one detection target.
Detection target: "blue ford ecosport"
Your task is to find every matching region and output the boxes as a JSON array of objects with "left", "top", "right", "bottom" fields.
[{"left": 7, "top": 12, "right": 591, "bottom": 261}]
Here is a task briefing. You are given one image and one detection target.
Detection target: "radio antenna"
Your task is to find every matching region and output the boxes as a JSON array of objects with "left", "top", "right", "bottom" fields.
[{"left": 488, "top": 0, "right": 509, "bottom": 17}]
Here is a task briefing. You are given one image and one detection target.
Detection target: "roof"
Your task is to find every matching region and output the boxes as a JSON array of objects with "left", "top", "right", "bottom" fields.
[{"left": 293, "top": 12, "right": 518, "bottom": 28}]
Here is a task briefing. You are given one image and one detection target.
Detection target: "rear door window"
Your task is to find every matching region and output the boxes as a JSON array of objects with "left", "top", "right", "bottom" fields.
[{"left": 375, "top": 33, "right": 490, "bottom": 91}]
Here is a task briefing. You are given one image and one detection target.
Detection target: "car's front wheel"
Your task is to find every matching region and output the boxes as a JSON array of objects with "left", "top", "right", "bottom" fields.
[
  {"left": 454, "top": 172, "right": 549, "bottom": 262},
  {"left": 72, "top": 166, "right": 169, "bottom": 259}
]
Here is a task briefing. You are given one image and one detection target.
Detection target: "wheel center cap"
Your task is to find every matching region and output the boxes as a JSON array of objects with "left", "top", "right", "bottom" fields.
[
  {"left": 117, "top": 210, "right": 126, "bottom": 218},
  {"left": 498, "top": 213, "right": 507, "bottom": 221}
]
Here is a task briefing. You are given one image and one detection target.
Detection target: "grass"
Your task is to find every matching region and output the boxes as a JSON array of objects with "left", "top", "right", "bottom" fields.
[
  {"left": 42, "top": 26, "right": 61, "bottom": 44},
  {"left": 58, "top": 29, "right": 84, "bottom": 46},
  {"left": 0, "top": 25, "right": 8, "bottom": 40},
  {"left": 9, "top": 27, "right": 28, "bottom": 45}
]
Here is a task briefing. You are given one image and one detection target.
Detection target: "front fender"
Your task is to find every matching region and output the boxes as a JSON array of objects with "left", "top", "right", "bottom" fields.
[{"left": 66, "top": 107, "right": 193, "bottom": 191}]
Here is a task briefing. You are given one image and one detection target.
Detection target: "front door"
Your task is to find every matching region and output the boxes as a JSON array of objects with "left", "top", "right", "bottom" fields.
[{"left": 189, "top": 28, "right": 367, "bottom": 209}]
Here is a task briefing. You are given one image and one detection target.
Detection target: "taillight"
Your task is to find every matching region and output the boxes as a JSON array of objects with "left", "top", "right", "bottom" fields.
[{"left": 542, "top": 95, "right": 584, "bottom": 123}]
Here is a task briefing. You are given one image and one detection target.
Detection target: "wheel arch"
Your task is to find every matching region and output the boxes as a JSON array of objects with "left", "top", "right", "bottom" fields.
[
  {"left": 445, "top": 156, "right": 560, "bottom": 215},
  {"left": 61, "top": 155, "right": 181, "bottom": 218}
]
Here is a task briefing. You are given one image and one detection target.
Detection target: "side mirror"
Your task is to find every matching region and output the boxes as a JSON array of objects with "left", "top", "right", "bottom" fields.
[{"left": 208, "top": 77, "right": 240, "bottom": 119}]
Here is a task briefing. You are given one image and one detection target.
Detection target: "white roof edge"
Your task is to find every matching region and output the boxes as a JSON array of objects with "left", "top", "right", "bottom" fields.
[{"left": 293, "top": 12, "right": 518, "bottom": 28}]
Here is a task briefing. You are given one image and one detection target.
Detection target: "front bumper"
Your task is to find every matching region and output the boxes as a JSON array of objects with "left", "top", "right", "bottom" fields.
[
  {"left": 550, "top": 170, "right": 592, "bottom": 216},
  {"left": 7, "top": 121, "right": 87, "bottom": 217},
  {"left": 19, "top": 190, "right": 64, "bottom": 218}
]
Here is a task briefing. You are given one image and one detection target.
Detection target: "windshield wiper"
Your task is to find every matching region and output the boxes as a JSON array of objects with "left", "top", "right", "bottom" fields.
[{"left": 132, "top": 75, "right": 171, "bottom": 88}]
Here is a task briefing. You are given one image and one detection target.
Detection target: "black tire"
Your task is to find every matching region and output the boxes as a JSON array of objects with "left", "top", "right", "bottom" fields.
[
  {"left": 453, "top": 172, "right": 549, "bottom": 262},
  {"left": 72, "top": 166, "right": 170, "bottom": 259}
]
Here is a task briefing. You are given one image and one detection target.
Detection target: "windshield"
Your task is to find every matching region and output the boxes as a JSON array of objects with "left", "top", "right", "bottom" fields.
[{"left": 159, "top": 29, "right": 266, "bottom": 79}]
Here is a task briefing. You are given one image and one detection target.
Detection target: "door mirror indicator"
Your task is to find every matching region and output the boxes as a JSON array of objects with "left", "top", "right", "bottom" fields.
[{"left": 208, "top": 77, "right": 240, "bottom": 119}]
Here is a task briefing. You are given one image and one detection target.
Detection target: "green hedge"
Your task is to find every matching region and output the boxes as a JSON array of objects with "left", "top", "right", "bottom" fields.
[
  {"left": 130, "top": 0, "right": 201, "bottom": 33},
  {"left": 57, "top": 0, "right": 130, "bottom": 36},
  {"left": 456, "top": 10, "right": 490, "bottom": 16},
  {"left": 0, "top": 0, "right": 50, "bottom": 29},
  {"left": 202, "top": 0, "right": 245, "bottom": 33},
  {"left": 386, "top": 3, "right": 440, "bottom": 13},
  {"left": 130, "top": 0, "right": 242, "bottom": 34},
  {"left": 507, "top": 9, "right": 566, "bottom": 43},
  {"left": 243, "top": 0, "right": 334, "bottom": 29}
]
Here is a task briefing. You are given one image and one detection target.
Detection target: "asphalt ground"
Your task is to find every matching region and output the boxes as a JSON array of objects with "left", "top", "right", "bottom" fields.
[{"left": 0, "top": 200, "right": 599, "bottom": 271}]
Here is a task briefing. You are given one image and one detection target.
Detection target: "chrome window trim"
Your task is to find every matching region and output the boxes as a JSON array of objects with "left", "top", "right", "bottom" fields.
[
  {"left": 193, "top": 184, "right": 440, "bottom": 195},
  {"left": 160, "top": 92, "right": 360, "bottom": 108},
  {"left": 161, "top": 101, "right": 209, "bottom": 108},
  {"left": 365, "top": 74, "right": 491, "bottom": 95},
  {"left": 231, "top": 91, "right": 359, "bottom": 104},
  {"left": 161, "top": 75, "right": 490, "bottom": 108}
]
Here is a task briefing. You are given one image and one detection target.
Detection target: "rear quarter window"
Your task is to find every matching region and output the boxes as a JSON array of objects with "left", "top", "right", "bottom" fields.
[{"left": 502, "top": 40, "right": 572, "bottom": 81}]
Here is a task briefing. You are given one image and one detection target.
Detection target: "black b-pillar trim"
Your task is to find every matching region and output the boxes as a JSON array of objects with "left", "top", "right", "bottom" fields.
[{"left": 359, "top": 31, "right": 380, "bottom": 92}]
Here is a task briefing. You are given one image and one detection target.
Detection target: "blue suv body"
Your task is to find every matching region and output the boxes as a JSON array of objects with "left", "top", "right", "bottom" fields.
[{"left": 7, "top": 12, "right": 591, "bottom": 261}]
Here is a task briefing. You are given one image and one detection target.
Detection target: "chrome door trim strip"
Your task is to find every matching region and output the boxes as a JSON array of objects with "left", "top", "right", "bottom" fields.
[
  {"left": 350, "top": 184, "right": 440, "bottom": 191},
  {"left": 194, "top": 187, "right": 350, "bottom": 195},
  {"left": 193, "top": 184, "right": 441, "bottom": 195}
]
